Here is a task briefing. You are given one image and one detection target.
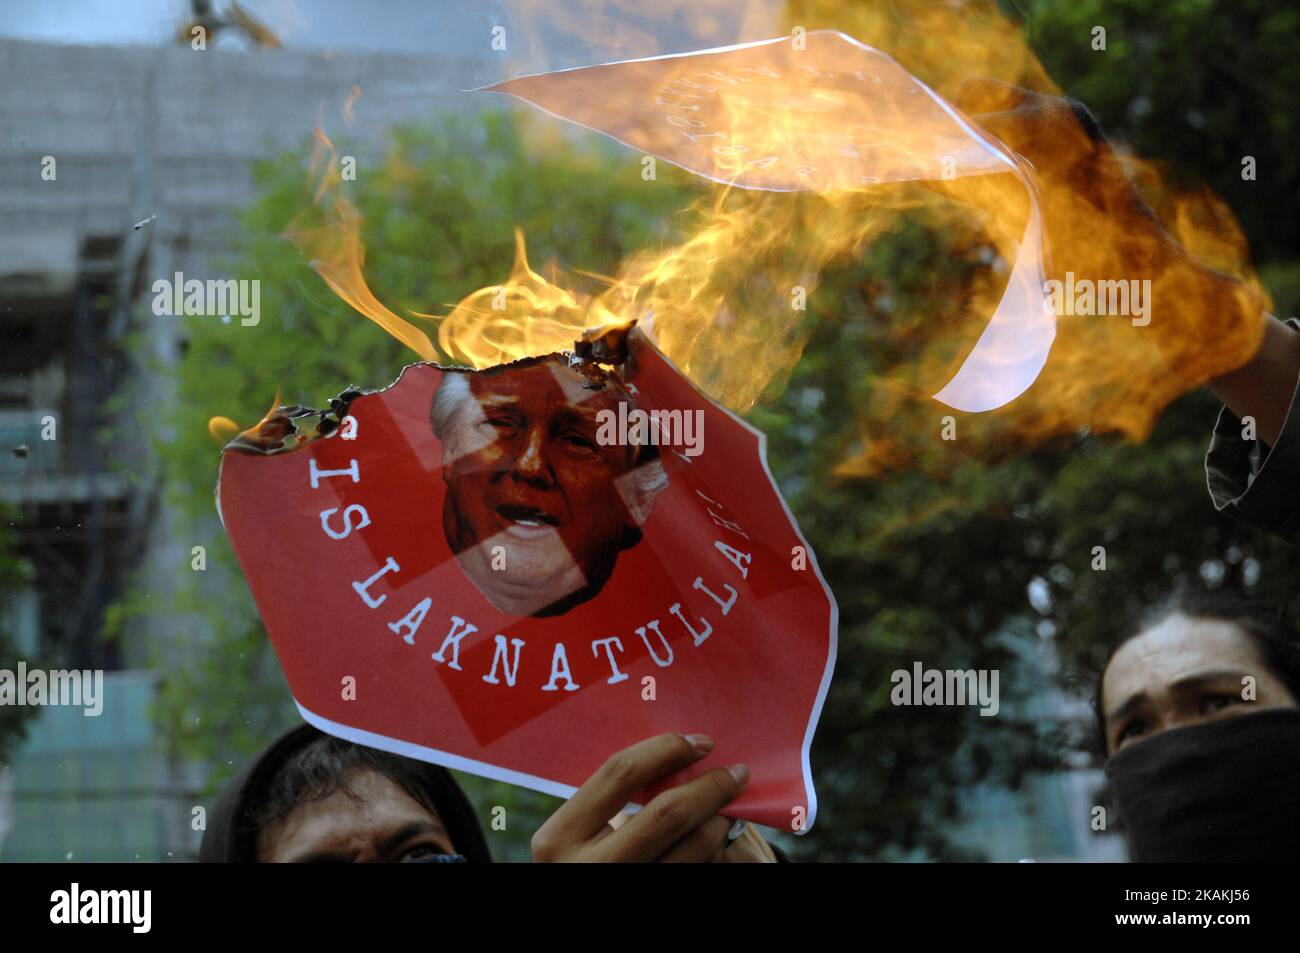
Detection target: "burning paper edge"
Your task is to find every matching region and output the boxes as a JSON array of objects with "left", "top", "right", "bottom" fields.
[
  {"left": 216, "top": 328, "right": 837, "bottom": 833},
  {"left": 213, "top": 359, "right": 442, "bottom": 532},
  {"left": 931, "top": 201, "right": 1055, "bottom": 412},
  {"left": 478, "top": 30, "right": 1056, "bottom": 413},
  {"left": 475, "top": 30, "right": 985, "bottom": 195},
  {"left": 908, "top": 78, "right": 1055, "bottom": 413},
  {"left": 212, "top": 334, "right": 640, "bottom": 527}
]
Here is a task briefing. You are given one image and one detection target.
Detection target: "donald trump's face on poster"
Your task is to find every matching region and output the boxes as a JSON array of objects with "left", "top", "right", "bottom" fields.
[{"left": 431, "top": 358, "right": 668, "bottom": 618}]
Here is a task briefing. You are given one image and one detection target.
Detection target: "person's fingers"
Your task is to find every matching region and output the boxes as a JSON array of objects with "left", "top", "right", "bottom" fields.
[
  {"left": 534, "top": 732, "right": 714, "bottom": 853},
  {"left": 591, "top": 762, "right": 749, "bottom": 862},
  {"left": 656, "top": 815, "right": 732, "bottom": 863},
  {"left": 715, "top": 823, "right": 779, "bottom": 863},
  {"left": 533, "top": 817, "right": 621, "bottom": 863}
]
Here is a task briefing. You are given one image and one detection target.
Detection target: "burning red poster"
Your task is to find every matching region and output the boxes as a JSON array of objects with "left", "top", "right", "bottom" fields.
[
  {"left": 217, "top": 328, "right": 837, "bottom": 832},
  {"left": 482, "top": 30, "right": 1052, "bottom": 413}
]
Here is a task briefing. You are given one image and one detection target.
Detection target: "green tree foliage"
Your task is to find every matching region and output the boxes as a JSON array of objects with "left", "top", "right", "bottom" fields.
[{"left": 1024, "top": 0, "right": 1300, "bottom": 265}]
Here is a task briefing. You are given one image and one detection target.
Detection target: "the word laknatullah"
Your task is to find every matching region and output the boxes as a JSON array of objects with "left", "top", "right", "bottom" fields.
[{"left": 310, "top": 454, "right": 752, "bottom": 692}]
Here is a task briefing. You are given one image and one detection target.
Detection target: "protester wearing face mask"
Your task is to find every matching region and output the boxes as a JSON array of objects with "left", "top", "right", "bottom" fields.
[
  {"left": 962, "top": 82, "right": 1300, "bottom": 863},
  {"left": 1096, "top": 590, "right": 1300, "bottom": 862},
  {"left": 200, "top": 726, "right": 785, "bottom": 863}
]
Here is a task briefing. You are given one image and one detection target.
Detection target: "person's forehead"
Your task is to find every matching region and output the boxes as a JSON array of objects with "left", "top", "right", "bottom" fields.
[
  {"left": 268, "top": 770, "right": 444, "bottom": 851},
  {"left": 1102, "top": 614, "right": 1259, "bottom": 710}
]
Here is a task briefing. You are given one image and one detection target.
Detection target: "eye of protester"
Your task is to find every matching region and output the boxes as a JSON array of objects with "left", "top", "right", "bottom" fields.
[
  {"left": 1116, "top": 719, "right": 1148, "bottom": 747},
  {"left": 1201, "top": 693, "right": 1244, "bottom": 715},
  {"left": 398, "top": 843, "right": 446, "bottom": 863}
]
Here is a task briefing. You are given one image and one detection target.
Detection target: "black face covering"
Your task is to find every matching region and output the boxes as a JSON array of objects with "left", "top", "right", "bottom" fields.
[{"left": 1104, "top": 708, "right": 1300, "bottom": 862}]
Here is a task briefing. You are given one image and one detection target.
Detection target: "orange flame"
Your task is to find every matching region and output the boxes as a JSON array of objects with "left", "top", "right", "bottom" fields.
[
  {"left": 279, "top": 0, "right": 1269, "bottom": 475},
  {"left": 208, "top": 388, "right": 282, "bottom": 445},
  {"left": 416, "top": 228, "right": 627, "bottom": 367},
  {"left": 207, "top": 416, "right": 241, "bottom": 443},
  {"left": 343, "top": 84, "right": 362, "bottom": 123},
  {"left": 284, "top": 128, "right": 438, "bottom": 361}
]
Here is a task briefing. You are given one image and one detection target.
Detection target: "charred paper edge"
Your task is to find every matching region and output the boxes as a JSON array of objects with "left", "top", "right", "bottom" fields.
[{"left": 213, "top": 328, "right": 631, "bottom": 529}]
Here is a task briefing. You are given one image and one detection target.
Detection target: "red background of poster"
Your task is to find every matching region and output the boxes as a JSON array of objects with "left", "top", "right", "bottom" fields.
[{"left": 218, "top": 333, "right": 836, "bottom": 831}]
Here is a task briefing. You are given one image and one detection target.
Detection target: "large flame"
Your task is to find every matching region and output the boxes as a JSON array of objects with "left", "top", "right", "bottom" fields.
[
  {"left": 418, "top": 228, "right": 627, "bottom": 368},
  {"left": 273, "top": 0, "right": 1270, "bottom": 474},
  {"left": 284, "top": 127, "right": 439, "bottom": 362}
]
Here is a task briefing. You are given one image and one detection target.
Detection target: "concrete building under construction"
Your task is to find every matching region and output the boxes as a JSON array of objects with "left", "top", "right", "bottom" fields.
[{"left": 0, "top": 32, "right": 479, "bottom": 861}]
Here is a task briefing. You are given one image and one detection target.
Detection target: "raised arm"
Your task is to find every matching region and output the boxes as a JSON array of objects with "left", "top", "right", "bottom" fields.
[{"left": 1206, "top": 314, "right": 1300, "bottom": 449}]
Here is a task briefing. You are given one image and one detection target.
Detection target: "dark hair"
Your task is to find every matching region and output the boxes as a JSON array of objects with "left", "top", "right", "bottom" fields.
[
  {"left": 253, "top": 734, "right": 424, "bottom": 827},
  {"left": 1093, "top": 588, "right": 1300, "bottom": 755},
  {"left": 245, "top": 731, "right": 492, "bottom": 862}
]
